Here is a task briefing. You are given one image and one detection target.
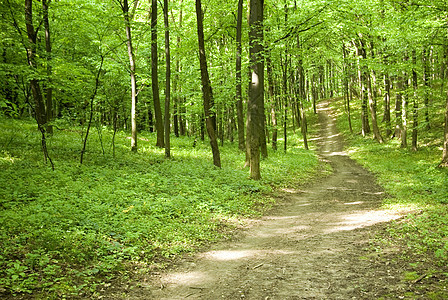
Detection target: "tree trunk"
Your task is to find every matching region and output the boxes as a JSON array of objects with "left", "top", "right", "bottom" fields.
[
  {"left": 342, "top": 45, "right": 353, "bottom": 134},
  {"left": 123, "top": 0, "right": 138, "bottom": 152},
  {"left": 383, "top": 72, "right": 392, "bottom": 137},
  {"left": 394, "top": 74, "right": 403, "bottom": 139},
  {"left": 236, "top": 0, "right": 245, "bottom": 151},
  {"left": 25, "top": 0, "right": 53, "bottom": 168},
  {"left": 266, "top": 54, "right": 277, "bottom": 151},
  {"left": 247, "top": 0, "right": 264, "bottom": 179},
  {"left": 422, "top": 48, "right": 431, "bottom": 130},
  {"left": 175, "top": 1, "right": 184, "bottom": 137},
  {"left": 412, "top": 53, "right": 418, "bottom": 152},
  {"left": 282, "top": 56, "right": 288, "bottom": 153},
  {"left": 301, "top": 101, "right": 308, "bottom": 150},
  {"left": 356, "top": 39, "right": 370, "bottom": 136},
  {"left": 367, "top": 70, "right": 383, "bottom": 143},
  {"left": 163, "top": 0, "right": 171, "bottom": 158},
  {"left": 195, "top": 0, "right": 221, "bottom": 168},
  {"left": 442, "top": 88, "right": 448, "bottom": 166},
  {"left": 401, "top": 75, "right": 409, "bottom": 148},
  {"left": 151, "top": 0, "right": 164, "bottom": 148},
  {"left": 42, "top": 0, "right": 53, "bottom": 134}
]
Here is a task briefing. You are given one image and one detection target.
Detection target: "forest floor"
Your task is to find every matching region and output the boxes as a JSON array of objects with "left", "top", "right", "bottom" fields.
[{"left": 104, "top": 100, "right": 423, "bottom": 299}]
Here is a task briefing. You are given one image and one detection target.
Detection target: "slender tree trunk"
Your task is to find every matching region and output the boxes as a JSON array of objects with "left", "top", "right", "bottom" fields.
[
  {"left": 163, "top": 0, "right": 171, "bottom": 158},
  {"left": 401, "top": 75, "right": 409, "bottom": 148},
  {"left": 367, "top": 71, "right": 383, "bottom": 143},
  {"left": 247, "top": 0, "right": 264, "bottom": 179},
  {"left": 442, "top": 88, "right": 448, "bottom": 166},
  {"left": 25, "top": 0, "right": 53, "bottom": 168},
  {"left": 176, "top": 2, "right": 185, "bottom": 137},
  {"left": 356, "top": 39, "right": 370, "bottom": 136},
  {"left": 195, "top": 0, "right": 221, "bottom": 168},
  {"left": 342, "top": 45, "right": 353, "bottom": 133},
  {"left": 394, "top": 73, "right": 403, "bottom": 139},
  {"left": 301, "top": 101, "right": 308, "bottom": 150},
  {"left": 312, "top": 74, "right": 317, "bottom": 114},
  {"left": 412, "top": 52, "right": 418, "bottom": 152},
  {"left": 42, "top": 0, "right": 53, "bottom": 134},
  {"left": 383, "top": 72, "right": 392, "bottom": 137},
  {"left": 151, "top": 0, "right": 164, "bottom": 148},
  {"left": 81, "top": 56, "right": 104, "bottom": 164},
  {"left": 423, "top": 48, "right": 431, "bottom": 130},
  {"left": 282, "top": 56, "right": 288, "bottom": 153},
  {"left": 236, "top": 0, "right": 245, "bottom": 151},
  {"left": 122, "top": 0, "right": 138, "bottom": 152},
  {"left": 266, "top": 54, "right": 277, "bottom": 150}
]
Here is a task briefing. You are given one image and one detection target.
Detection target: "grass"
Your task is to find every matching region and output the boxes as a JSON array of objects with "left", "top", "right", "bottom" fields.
[
  {"left": 0, "top": 117, "right": 320, "bottom": 298},
  {"left": 330, "top": 95, "right": 448, "bottom": 297}
]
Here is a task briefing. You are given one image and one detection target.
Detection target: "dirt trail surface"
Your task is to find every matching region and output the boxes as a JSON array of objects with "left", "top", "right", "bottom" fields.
[{"left": 121, "top": 101, "right": 408, "bottom": 299}]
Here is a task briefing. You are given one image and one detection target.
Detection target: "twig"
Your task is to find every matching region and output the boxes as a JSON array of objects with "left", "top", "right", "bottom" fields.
[{"left": 412, "top": 273, "right": 427, "bottom": 284}]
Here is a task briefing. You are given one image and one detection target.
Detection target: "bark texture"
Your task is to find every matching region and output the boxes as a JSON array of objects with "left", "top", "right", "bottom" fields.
[
  {"left": 196, "top": 0, "right": 221, "bottom": 168},
  {"left": 247, "top": 0, "right": 264, "bottom": 179}
]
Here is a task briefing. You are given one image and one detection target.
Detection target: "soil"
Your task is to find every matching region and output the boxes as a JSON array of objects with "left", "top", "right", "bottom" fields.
[{"left": 106, "top": 100, "right": 423, "bottom": 299}]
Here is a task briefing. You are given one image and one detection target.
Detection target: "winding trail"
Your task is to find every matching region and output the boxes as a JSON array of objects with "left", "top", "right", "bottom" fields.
[{"left": 121, "top": 100, "right": 406, "bottom": 299}]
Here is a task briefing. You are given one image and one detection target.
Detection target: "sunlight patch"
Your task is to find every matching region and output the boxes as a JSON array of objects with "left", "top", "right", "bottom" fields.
[
  {"left": 203, "top": 250, "right": 256, "bottom": 261},
  {"left": 325, "top": 210, "right": 402, "bottom": 233},
  {"left": 164, "top": 271, "right": 209, "bottom": 286}
]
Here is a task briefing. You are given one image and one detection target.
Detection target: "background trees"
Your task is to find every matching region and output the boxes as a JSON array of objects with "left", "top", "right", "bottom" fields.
[{"left": 2, "top": 0, "right": 448, "bottom": 172}]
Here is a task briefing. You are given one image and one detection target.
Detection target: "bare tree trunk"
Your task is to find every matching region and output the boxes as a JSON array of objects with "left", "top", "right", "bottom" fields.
[
  {"left": 42, "top": 0, "right": 53, "bottom": 134},
  {"left": 282, "top": 56, "right": 288, "bottom": 153},
  {"left": 25, "top": 0, "right": 53, "bottom": 168},
  {"left": 266, "top": 54, "right": 278, "bottom": 151},
  {"left": 422, "top": 48, "right": 431, "bottom": 130},
  {"left": 151, "top": 0, "right": 164, "bottom": 148},
  {"left": 196, "top": 0, "right": 221, "bottom": 168},
  {"left": 301, "top": 102, "right": 308, "bottom": 150},
  {"left": 81, "top": 56, "right": 104, "bottom": 164},
  {"left": 163, "top": 0, "right": 171, "bottom": 158},
  {"left": 247, "top": 0, "right": 264, "bottom": 179},
  {"left": 401, "top": 75, "right": 409, "bottom": 148},
  {"left": 394, "top": 74, "right": 403, "bottom": 139},
  {"left": 121, "top": 0, "right": 138, "bottom": 152},
  {"left": 236, "top": 0, "right": 245, "bottom": 151},
  {"left": 383, "top": 72, "right": 392, "bottom": 137},
  {"left": 412, "top": 52, "right": 418, "bottom": 152},
  {"left": 342, "top": 45, "right": 353, "bottom": 134},
  {"left": 442, "top": 90, "right": 448, "bottom": 166},
  {"left": 367, "top": 72, "right": 383, "bottom": 143},
  {"left": 356, "top": 39, "right": 370, "bottom": 136}
]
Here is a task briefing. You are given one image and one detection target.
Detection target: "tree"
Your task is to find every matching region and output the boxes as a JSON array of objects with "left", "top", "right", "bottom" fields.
[
  {"left": 23, "top": 0, "right": 53, "bottom": 168},
  {"left": 235, "top": 0, "right": 245, "bottom": 151},
  {"left": 442, "top": 91, "right": 448, "bottom": 166},
  {"left": 42, "top": 0, "right": 53, "bottom": 135},
  {"left": 118, "top": 0, "right": 139, "bottom": 152},
  {"left": 163, "top": 0, "right": 171, "bottom": 158},
  {"left": 247, "top": 0, "right": 264, "bottom": 180},
  {"left": 195, "top": 0, "right": 221, "bottom": 168},
  {"left": 151, "top": 0, "right": 164, "bottom": 148}
]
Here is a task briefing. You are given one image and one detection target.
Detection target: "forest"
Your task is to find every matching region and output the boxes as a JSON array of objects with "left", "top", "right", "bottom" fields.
[{"left": 1, "top": 0, "right": 448, "bottom": 298}]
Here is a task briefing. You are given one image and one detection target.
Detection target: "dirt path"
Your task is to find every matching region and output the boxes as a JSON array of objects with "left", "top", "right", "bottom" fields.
[{"left": 120, "top": 100, "right": 408, "bottom": 299}]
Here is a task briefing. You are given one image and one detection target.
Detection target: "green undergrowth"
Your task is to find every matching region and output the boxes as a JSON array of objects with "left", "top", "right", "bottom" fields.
[
  {"left": 330, "top": 97, "right": 448, "bottom": 286},
  {"left": 0, "top": 118, "right": 318, "bottom": 298}
]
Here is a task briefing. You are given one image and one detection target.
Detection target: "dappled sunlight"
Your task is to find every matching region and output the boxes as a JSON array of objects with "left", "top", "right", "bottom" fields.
[
  {"left": 201, "top": 249, "right": 296, "bottom": 262},
  {"left": 324, "top": 210, "right": 402, "bottom": 234},
  {"left": 321, "top": 151, "right": 348, "bottom": 156},
  {"left": 163, "top": 271, "right": 211, "bottom": 286},
  {"left": 344, "top": 201, "right": 364, "bottom": 205}
]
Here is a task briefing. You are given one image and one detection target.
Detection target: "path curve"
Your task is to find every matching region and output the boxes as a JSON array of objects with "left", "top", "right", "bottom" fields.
[{"left": 119, "top": 100, "right": 405, "bottom": 299}]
